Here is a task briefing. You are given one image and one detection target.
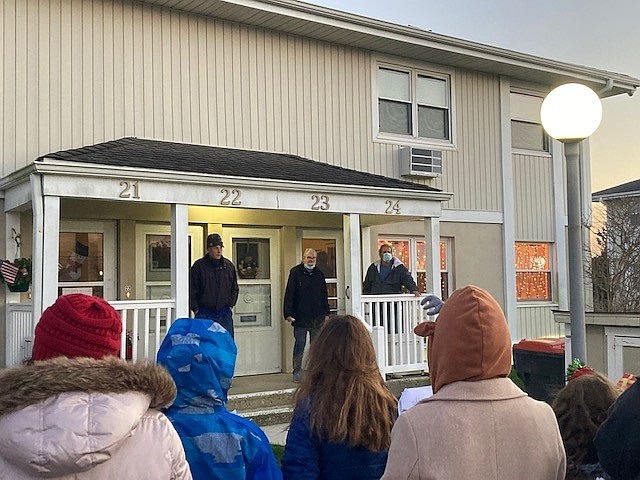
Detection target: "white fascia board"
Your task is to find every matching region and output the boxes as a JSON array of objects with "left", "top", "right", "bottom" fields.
[
  {"left": 440, "top": 209, "right": 503, "bottom": 224},
  {"left": 34, "top": 161, "right": 452, "bottom": 217},
  {"left": 592, "top": 192, "right": 640, "bottom": 203}
]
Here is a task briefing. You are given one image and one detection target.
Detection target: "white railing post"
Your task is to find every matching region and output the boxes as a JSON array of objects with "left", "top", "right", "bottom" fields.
[{"left": 361, "top": 294, "right": 427, "bottom": 376}]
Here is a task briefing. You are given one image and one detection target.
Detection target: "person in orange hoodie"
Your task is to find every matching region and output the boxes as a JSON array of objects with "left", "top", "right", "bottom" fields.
[{"left": 381, "top": 285, "right": 566, "bottom": 480}]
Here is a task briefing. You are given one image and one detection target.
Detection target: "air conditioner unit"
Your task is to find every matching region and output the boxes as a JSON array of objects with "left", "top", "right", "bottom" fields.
[{"left": 400, "top": 147, "right": 443, "bottom": 177}]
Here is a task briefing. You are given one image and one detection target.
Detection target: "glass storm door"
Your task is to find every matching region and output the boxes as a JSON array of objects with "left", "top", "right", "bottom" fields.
[{"left": 223, "top": 228, "right": 281, "bottom": 376}]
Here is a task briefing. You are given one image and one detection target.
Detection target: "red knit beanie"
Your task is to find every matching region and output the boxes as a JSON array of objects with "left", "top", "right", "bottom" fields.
[{"left": 32, "top": 294, "right": 122, "bottom": 360}]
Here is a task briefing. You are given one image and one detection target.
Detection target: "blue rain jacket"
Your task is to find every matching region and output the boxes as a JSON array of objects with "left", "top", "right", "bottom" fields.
[{"left": 157, "top": 318, "right": 282, "bottom": 480}]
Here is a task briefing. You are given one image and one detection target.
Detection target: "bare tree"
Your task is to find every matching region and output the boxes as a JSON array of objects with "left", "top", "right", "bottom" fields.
[{"left": 590, "top": 199, "right": 640, "bottom": 312}]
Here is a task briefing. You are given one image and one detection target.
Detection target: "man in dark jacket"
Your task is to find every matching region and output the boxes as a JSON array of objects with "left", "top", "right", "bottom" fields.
[
  {"left": 189, "top": 233, "right": 239, "bottom": 338},
  {"left": 363, "top": 243, "right": 420, "bottom": 295},
  {"left": 284, "top": 248, "right": 330, "bottom": 382}
]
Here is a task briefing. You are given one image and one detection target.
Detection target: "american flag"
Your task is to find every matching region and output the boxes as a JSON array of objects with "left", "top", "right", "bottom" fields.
[{"left": 1, "top": 260, "right": 19, "bottom": 285}]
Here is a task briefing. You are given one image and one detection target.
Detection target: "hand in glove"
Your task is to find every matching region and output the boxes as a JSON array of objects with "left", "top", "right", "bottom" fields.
[{"left": 420, "top": 294, "right": 443, "bottom": 316}]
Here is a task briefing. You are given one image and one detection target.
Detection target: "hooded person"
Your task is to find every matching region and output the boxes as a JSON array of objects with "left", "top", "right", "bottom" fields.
[
  {"left": 156, "top": 318, "right": 282, "bottom": 480},
  {"left": 0, "top": 293, "right": 192, "bottom": 480},
  {"left": 594, "top": 379, "right": 640, "bottom": 480},
  {"left": 381, "top": 285, "right": 566, "bottom": 480}
]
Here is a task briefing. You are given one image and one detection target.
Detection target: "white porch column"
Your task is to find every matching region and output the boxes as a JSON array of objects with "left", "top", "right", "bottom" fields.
[
  {"left": 343, "top": 213, "right": 362, "bottom": 318},
  {"left": 423, "top": 217, "right": 441, "bottom": 297},
  {"left": 171, "top": 204, "right": 189, "bottom": 319},
  {"left": 39, "top": 195, "right": 60, "bottom": 318}
]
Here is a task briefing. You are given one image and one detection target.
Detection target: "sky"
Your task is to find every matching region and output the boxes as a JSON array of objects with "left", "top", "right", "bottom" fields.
[{"left": 307, "top": 0, "right": 640, "bottom": 192}]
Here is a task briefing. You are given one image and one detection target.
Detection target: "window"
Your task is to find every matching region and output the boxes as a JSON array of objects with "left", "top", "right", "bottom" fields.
[
  {"left": 510, "top": 92, "right": 549, "bottom": 152},
  {"left": 378, "top": 65, "right": 451, "bottom": 143},
  {"left": 378, "top": 237, "right": 452, "bottom": 299},
  {"left": 58, "top": 232, "right": 105, "bottom": 298},
  {"left": 302, "top": 238, "right": 339, "bottom": 314},
  {"left": 515, "top": 243, "right": 552, "bottom": 301}
]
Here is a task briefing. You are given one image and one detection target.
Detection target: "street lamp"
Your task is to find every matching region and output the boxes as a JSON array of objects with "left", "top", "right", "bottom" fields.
[{"left": 541, "top": 83, "right": 602, "bottom": 364}]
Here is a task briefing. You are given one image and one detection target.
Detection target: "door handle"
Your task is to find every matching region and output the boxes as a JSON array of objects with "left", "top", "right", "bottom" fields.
[{"left": 345, "top": 286, "right": 350, "bottom": 300}]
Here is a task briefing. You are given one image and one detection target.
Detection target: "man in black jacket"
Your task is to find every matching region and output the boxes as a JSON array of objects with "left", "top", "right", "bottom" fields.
[
  {"left": 189, "top": 233, "right": 239, "bottom": 338},
  {"left": 284, "top": 248, "right": 330, "bottom": 382},
  {"left": 363, "top": 243, "right": 420, "bottom": 295}
]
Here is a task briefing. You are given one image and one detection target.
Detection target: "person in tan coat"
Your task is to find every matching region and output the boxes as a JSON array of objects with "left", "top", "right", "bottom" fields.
[{"left": 382, "top": 285, "right": 566, "bottom": 480}]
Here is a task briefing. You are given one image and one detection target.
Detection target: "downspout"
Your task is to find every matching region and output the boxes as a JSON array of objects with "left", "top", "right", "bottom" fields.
[
  {"left": 30, "top": 173, "right": 44, "bottom": 321},
  {"left": 597, "top": 79, "right": 613, "bottom": 96}
]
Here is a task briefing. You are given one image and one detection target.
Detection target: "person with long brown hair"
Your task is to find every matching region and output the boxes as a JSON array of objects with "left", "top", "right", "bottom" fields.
[
  {"left": 281, "top": 315, "right": 397, "bottom": 479},
  {"left": 552, "top": 370, "right": 619, "bottom": 480}
]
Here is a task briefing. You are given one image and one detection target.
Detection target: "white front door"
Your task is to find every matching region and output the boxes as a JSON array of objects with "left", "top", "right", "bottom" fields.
[{"left": 222, "top": 228, "right": 281, "bottom": 376}]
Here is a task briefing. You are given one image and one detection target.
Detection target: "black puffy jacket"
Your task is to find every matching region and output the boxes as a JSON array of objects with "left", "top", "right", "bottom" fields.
[{"left": 283, "top": 263, "right": 330, "bottom": 327}]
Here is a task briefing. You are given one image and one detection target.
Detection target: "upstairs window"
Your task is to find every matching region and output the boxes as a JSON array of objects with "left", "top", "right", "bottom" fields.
[
  {"left": 377, "top": 65, "right": 451, "bottom": 143},
  {"left": 511, "top": 92, "right": 549, "bottom": 152}
]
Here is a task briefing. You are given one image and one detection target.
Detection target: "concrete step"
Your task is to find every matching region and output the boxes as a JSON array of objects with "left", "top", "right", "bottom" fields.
[
  {"left": 236, "top": 406, "right": 295, "bottom": 427},
  {"left": 227, "top": 388, "right": 296, "bottom": 412}
]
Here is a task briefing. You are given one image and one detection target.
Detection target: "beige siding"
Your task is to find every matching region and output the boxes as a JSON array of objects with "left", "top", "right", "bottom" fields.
[
  {"left": 513, "top": 153, "right": 555, "bottom": 241},
  {"left": 3, "top": 0, "right": 501, "bottom": 214},
  {"left": 517, "top": 305, "right": 563, "bottom": 339},
  {"left": 433, "top": 71, "right": 503, "bottom": 211}
]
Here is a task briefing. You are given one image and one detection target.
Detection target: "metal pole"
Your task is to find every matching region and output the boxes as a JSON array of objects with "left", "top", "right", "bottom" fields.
[{"left": 564, "top": 141, "right": 587, "bottom": 363}]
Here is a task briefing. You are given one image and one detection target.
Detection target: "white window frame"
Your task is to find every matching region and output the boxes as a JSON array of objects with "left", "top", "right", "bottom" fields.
[
  {"left": 515, "top": 241, "right": 554, "bottom": 303},
  {"left": 510, "top": 90, "right": 551, "bottom": 157},
  {"left": 373, "top": 59, "right": 456, "bottom": 149}
]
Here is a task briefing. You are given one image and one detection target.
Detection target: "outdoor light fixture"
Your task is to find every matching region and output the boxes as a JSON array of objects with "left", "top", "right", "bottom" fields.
[{"left": 541, "top": 83, "right": 603, "bottom": 364}]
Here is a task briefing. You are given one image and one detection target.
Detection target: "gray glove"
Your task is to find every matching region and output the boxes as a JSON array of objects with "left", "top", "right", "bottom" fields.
[{"left": 420, "top": 294, "right": 443, "bottom": 316}]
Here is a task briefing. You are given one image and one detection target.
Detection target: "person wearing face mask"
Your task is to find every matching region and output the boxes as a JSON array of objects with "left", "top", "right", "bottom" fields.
[
  {"left": 284, "top": 248, "right": 331, "bottom": 382},
  {"left": 363, "top": 244, "right": 420, "bottom": 296}
]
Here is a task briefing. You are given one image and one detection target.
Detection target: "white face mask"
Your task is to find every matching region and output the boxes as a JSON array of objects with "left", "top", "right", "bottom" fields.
[
  {"left": 304, "top": 263, "right": 315, "bottom": 270},
  {"left": 382, "top": 252, "right": 393, "bottom": 262}
]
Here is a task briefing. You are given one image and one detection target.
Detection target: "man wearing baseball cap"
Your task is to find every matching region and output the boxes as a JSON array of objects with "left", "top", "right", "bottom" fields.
[{"left": 189, "top": 233, "right": 239, "bottom": 338}]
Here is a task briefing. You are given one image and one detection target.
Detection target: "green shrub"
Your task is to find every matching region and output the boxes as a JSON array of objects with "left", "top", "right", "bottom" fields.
[
  {"left": 509, "top": 367, "right": 526, "bottom": 392},
  {"left": 271, "top": 444, "right": 285, "bottom": 466}
]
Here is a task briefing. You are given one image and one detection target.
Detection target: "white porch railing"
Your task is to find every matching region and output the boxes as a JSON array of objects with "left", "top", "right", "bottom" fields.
[
  {"left": 361, "top": 294, "right": 430, "bottom": 375},
  {"left": 111, "top": 299, "right": 176, "bottom": 362},
  {"left": 4, "top": 299, "right": 176, "bottom": 366},
  {"left": 5, "top": 303, "right": 34, "bottom": 365}
]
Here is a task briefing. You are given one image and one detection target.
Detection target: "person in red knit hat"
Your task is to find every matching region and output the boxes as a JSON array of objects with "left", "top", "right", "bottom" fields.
[
  {"left": 31, "top": 293, "right": 123, "bottom": 360},
  {"left": 0, "top": 294, "right": 192, "bottom": 479}
]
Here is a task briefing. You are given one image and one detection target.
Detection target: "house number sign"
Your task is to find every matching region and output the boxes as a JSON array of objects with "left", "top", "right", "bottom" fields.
[
  {"left": 385, "top": 200, "right": 401, "bottom": 214},
  {"left": 119, "top": 180, "right": 140, "bottom": 199},
  {"left": 311, "top": 194, "right": 330, "bottom": 210},
  {"left": 220, "top": 188, "right": 242, "bottom": 206}
]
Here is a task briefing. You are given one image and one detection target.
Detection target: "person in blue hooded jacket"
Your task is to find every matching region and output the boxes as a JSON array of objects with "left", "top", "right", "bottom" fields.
[{"left": 157, "top": 318, "right": 282, "bottom": 480}]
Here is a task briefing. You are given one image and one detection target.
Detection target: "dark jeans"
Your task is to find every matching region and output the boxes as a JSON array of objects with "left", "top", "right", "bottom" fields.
[
  {"left": 196, "top": 306, "right": 234, "bottom": 339},
  {"left": 293, "top": 321, "right": 323, "bottom": 375}
]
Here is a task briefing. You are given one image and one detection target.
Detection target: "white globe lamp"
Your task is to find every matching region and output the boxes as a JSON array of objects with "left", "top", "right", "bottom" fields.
[{"left": 541, "top": 83, "right": 602, "bottom": 142}]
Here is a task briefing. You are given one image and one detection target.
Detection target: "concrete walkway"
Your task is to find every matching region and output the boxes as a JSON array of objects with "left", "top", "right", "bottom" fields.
[{"left": 262, "top": 423, "right": 289, "bottom": 445}]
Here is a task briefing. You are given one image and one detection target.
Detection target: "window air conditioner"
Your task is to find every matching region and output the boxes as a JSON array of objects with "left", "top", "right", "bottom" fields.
[{"left": 400, "top": 147, "right": 443, "bottom": 177}]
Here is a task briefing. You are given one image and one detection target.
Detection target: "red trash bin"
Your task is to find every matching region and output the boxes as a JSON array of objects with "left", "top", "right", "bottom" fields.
[{"left": 513, "top": 338, "right": 565, "bottom": 403}]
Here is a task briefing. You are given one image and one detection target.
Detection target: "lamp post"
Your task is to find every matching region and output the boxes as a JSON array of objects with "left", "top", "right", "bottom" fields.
[{"left": 540, "top": 83, "right": 602, "bottom": 364}]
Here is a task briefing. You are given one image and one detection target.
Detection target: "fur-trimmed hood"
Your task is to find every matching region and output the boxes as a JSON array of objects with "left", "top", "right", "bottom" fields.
[
  {"left": 0, "top": 356, "right": 176, "bottom": 416},
  {"left": 0, "top": 357, "right": 180, "bottom": 478}
]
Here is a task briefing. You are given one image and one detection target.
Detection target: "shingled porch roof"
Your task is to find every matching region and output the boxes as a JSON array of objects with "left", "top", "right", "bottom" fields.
[{"left": 37, "top": 137, "right": 439, "bottom": 193}]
